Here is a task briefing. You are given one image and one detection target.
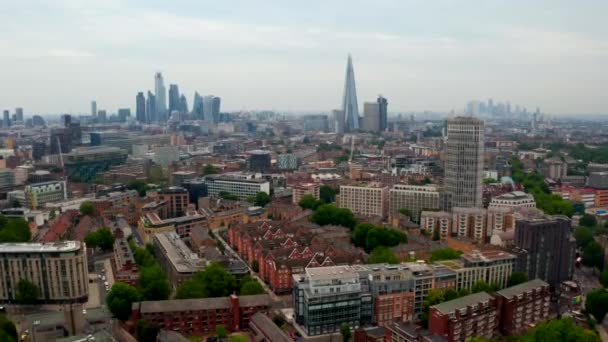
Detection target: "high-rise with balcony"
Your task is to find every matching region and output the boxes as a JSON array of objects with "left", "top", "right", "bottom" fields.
[{"left": 445, "top": 117, "right": 485, "bottom": 208}]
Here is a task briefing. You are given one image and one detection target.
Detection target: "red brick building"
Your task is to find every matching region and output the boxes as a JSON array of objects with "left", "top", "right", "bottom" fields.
[
  {"left": 429, "top": 292, "right": 499, "bottom": 342},
  {"left": 228, "top": 221, "right": 366, "bottom": 293},
  {"left": 156, "top": 187, "right": 189, "bottom": 218},
  {"left": 495, "top": 279, "right": 550, "bottom": 336},
  {"left": 112, "top": 236, "right": 139, "bottom": 286},
  {"left": 130, "top": 294, "right": 270, "bottom": 336}
]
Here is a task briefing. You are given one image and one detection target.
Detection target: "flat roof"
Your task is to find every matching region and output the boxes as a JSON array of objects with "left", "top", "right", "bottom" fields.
[
  {"left": 306, "top": 265, "right": 357, "bottom": 281},
  {"left": 138, "top": 294, "right": 270, "bottom": 313},
  {"left": 496, "top": 279, "right": 549, "bottom": 299},
  {"left": 0, "top": 241, "right": 81, "bottom": 253},
  {"left": 432, "top": 292, "right": 494, "bottom": 314},
  {"left": 153, "top": 232, "right": 203, "bottom": 273}
]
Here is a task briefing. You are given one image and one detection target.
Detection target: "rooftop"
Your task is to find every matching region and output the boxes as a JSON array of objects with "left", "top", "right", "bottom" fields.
[
  {"left": 137, "top": 294, "right": 270, "bottom": 313},
  {"left": 306, "top": 265, "right": 357, "bottom": 281},
  {"left": 153, "top": 232, "right": 204, "bottom": 273},
  {"left": 496, "top": 279, "right": 549, "bottom": 299},
  {"left": 0, "top": 241, "right": 81, "bottom": 253},
  {"left": 431, "top": 292, "right": 494, "bottom": 314}
]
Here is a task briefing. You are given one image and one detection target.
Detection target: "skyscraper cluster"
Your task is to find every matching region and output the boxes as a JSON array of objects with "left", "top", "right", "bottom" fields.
[
  {"left": 1, "top": 107, "right": 25, "bottom": 128},
  {"left": 333, "top": 55, "right": 387, "bottom": 134},
  {"left": 465, "top": 98, "right": 536, "bottom": 119},
  {"left": 136, "top": 72, "right": 220, "bottom": 124}
]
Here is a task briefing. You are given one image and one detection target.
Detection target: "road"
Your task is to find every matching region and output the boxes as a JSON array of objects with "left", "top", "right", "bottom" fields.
[{"left": 215, "top": 230, "right": 281, "bottom": 303}]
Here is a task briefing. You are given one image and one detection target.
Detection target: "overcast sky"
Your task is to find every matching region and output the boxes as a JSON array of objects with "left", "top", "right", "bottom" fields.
[{"left": 1, "top": 0, "right": 607, "bottom": 115}]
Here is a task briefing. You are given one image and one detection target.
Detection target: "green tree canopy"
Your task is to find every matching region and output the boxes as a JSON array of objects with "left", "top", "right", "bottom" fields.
[
  {"left": 15, "top": 279, "right": 39, "bottom": 304},
  {"left": 298, "top": 194, "right": 322, "bottom": 210},
  {"left": 254, "top": 192, "right": 271, "bottom": 207},
  {"left": 107, "top": 282, "right": 141, "bottom": 321},
  {"left": 239, "top": 276, "right": 265, "bottom": 295},
  {"left": 219, "top": 191, "right": 239, "bottom": 201},
  {"left": 136, "top": 319, "right": 159, "bottom": 342},
  {"left": 369, "top": 246, "right": 399, "bottom": 264},
  {"left": 79, "top": 201, "right": 95, "bottom": 216},
  {"left": 203, "top": 164, "right": 218, "bottom": 175},
  {"left": 340, "top": 322, "right": 351, "bottom": 342},
  {"left": 575, "top": 226, "right": 595, "bottom": 249},
  {"left": 176, "top": 263, "right": 237, "bottom": 299},
  {"left": 586, "top": 288, "right": 608, "bottom": 322},
  {"left": 582, "top": 240, "right": 604, "bottom": 269},
  {"left": 471, "top": 281, "right": 499, "bottom": 294},
  {"left": 580, "top": 214, "right": 598, "bottom": 228},
  {"left": 251, "top": 260, "right": 259, "bottom": 273},
  {"left": 507, "top": 272, "right": 529, "bottom": 287},
  {"left": 0, "top": 315, "right": 17, "bottom": 342},
  {"left": 429, "top": 248, "right": 463, "bottom": 262},
  {"left": 138, "top": 265, "right": 171, "bottom": 301},
  {"left": 319, "top": 185, "right": 338, "bottom": 203},
  {"left": 352, "top": 223, "right": 407, "bottom": 252},
  {"left": 85, "top": 228, "right": 115, "bottom": 251},
  {"left": 127, "top": 180, "right": 150, "bottom": 197},
  {"left": 311, "top": 204, "right": 357, "bottom": 229},
  {"left": 0, "top": 217, "right": 31, "bottom": 243},
  {"left": 229, "top": 336, "right": 248, "bottom": 342},
  {"left": 215, "top": 324, "right": 228, "bottom": 338},
  {"left": 518, "top": 318, "right": 599, "bottom": 342}
]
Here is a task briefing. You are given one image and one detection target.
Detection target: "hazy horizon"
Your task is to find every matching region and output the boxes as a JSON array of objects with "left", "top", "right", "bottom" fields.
[{"left": 1, "top": 0, "right": 607, "bottom": 116}]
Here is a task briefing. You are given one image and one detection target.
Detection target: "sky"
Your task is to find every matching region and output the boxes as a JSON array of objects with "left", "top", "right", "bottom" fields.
[{"left": 1, "top": 0, "right": 607, "bottom": 116}]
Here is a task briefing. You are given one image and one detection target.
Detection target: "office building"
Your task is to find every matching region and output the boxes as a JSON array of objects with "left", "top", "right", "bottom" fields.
[
  {"left": 117, "top": 108, "right": 130, "bottom": 122},
  {"left": 192, "top": 92, "right": 203, "bottom": 120},
  {"left": 50, "top": 127, "right": 73, "bottom": 154},
  {"left": 3, "top": 110, "right": 10, "bottom": 128},
  {"left": 277, "top": 153, "right": 299, "bottom": 170},
  {"left": 24, "top": 181, "right": 68, "bottom": 210},
  {"left": 202, "top": 95, "right": 216, "bottom": 122},
  {"left": 91, "top": 101, "right": 97, "bottom": 117},
  {"left": 303, "top": 115, "right": 328, "bottom": 132},
  {"left": 154, "top": 72, "right": 167, "bottom": 122},
  {"left": 440, "top": 250, "right": 516, "bottom": 290},
  {"left": 445, "top": 117, "right": 485, "bottom": 208},
  {"left": 488, "top": 191, "right": 536, "bottom": 209},
  {"left": 378, "top": 96, "right": 388, "bottom": 132},
  {"left": 63, "top": 146, "right": 128, "bottom": 182},
  {"left": 0, "top": 241, "right": 89, "bottom": 303},
  {"left": 181, "top": 179, "right": 208, "bottom": 208},
  {"left": 339, "top": 184, "right": 388, "bottom": 218},
  {"left": 146, "top": 91, "right": 156, "bottom": 123},
  {"left": 153, "top": 145, "right": 179, "bottom": 168},
  {"left": 389, "top": 184, "right": 440, "bottom": 222},
  {"left": 179, "top": 94, "right": 189, "bottom": 113},
  {"left": 0, "top": 169, "right": 15, "bottom": 192},
  {"left": 157, "top": 187, "right": 189, "bottom": 218},
  {"left": 293, "top": 266, "right": 372, "bottom": 336},
  {"left": 97, "top": 110, "right": 107, "bottom": 122},
  {"left": 131, "top": 294, "right": 271, "bottom": 336},
  {"left": 168, "top": 84, "right": 180, "bottom": 113},
  {"left": 429, "top": 292, "right": 498, "bottom": 342},
  {"left": 292, "top": 183, "right": 320, "bottom": 205},
  {"left": 341, "top": 55, "right": 359, "bottom": 132},
  {"left": 15, "top": 107, "right": 23, "bottom": 122},
  {"left": 136, "top": 92, "right": 146, "bottom": 123},
  {"left": 514, "top": 216, "right": 575, "bottom": 287},
  {"left": 496, "top": 279, "right": 550, "bottom": 336},
  {"left": 204, "top": 174, "right": 270, "bottom": 200},
  {"left": 362, "top": 102, "right": 381, "bottom": 132},
  {"left": 212, "top": 96, "right": 221, "bottom": 123},
  {"left": 333, "top": 109, "right": 345, "bottom": 134},
  {"left": 247, "top": 150, "right": 271, "bottom": 172},
  {"left": 153, "top": 231, "right": 204, "bottom": 287}
]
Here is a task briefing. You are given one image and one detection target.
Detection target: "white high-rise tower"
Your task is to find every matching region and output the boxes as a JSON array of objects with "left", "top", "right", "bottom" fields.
[
  {"left": 154, "top": 72, "right": 167, "bottom": 122},
  {"left": 341, "top": 55, "right": 359, "bottom": 132}
]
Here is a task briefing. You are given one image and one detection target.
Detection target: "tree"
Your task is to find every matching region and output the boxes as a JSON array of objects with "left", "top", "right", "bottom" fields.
[
  {"left": 299, "top": 194, "right": 321, "bottom": 210},
  {"left": 139, "top": 265, "right": 171, "bottom": 301},
  {"left": 219, "top": 191, "right": 239, "bottom": 201},
  {"left": 587, "top": 289, "right": 608, "bottom": 323},
  {"left": 254, "top": 192, "right": 271, "bottom": 207},
  {"left": 251, "top": 260, "right": 259, "bottom": 273},
  {"left": 311, "top": 204, "right": 356, "bottom": 229},
  {"left": 85, "top": 228, "right": 115, "bottom": 252},
  {"left": 369, "top": 246, "right": 399, "bottom": 264},
  {"left": 583, "top": 241, "right": 604, "bottom": 269},
  {"left": 203, "top": 164, "right": 218, "bottom": 175},
  {"left": 580, "top": 214, "right": 598, "bottom": 228},
  {"left": 520, "top": 318, "right": 599, "bottom": 342},
  {"left": 107, "top": 282, "right": 141, "bottom": 321},
  {"left": 429, "top": 248, "right": 462, "bottom": 262},
  {"left": 229, "top": 336, "right": 248, "bottom": 342},
  {"left": 421, "top": 288, "right": 445, "bottom": 328},
  {"left": 600, "top": 269, "right": 608, "bottom": 288},
  {"left": 0, "top": 315, "right": 17, "bottom": 342},
  {"left": 471, "top": 281, "right": 499, "bottom": 294},
  {"left": 176, "top": 263, "right": 237, "bottom": 299},
  {"left": 0, "top": 217, "right": 32, "bottom": 243},
  {"left": 575, "top": 226, "right": 594, "bottom": 248},
  {"left": 443, "top": 288, "right": 459, "bottom": 301},
  {"left": 340, "top": 322, "right": 351, "bottom": 342},
  {"left": 79, "top": 201, "right": 95, "bottom": 216},
  {"left": 15, "top": 279, "right": 39, "bottom": 304},
  {"left": 215, "top": 324, "right": 228, "bottom": 339},
  {"left": 239, "top": 277, "right": 265, "bottom": 295},
  {"left": 507, "top": 272, "right": 528, "bottom": 287},
  {"left": 483, "top": 177, "right": 497, "bottom": 184},
  {"left": 319, "top": 185, "right": 338, "bottom": 203},
  {"left": 149, "top": 165, "right": 165, "bottom": 183},
  {"left": 127, "top": 180, "right": 150, "bottom": 197},
  {"left": 136, "top": 319, "right": 159, "bottom": 342},
  {"left": 352, "top": 223, "right": 374, "bottom": 248}
]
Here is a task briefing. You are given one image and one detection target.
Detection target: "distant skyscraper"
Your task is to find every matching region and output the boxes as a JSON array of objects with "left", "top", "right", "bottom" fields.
[
  {"left": 342, "top": 55, "right": 359, "bottom": 132},
  {"left": 154, "top": 72, "right": 167, "bottom": 122},
  {"left": 146, "top": 91, "right": 156, "bottom": 123},
  {"left": 91, "top": 101, "right": 97, "bottom": 117},
  {"left": 97, "top": 110, "right": 107, "bottom": 122},
  {"left": 333, "top": 109, "right": 345, "bottom": 134},
  {"left": 378, "top": 96, "right": 388, "bottom": 132},
  {"left": 179, "top": 94, "right": 189, "bottom": 114},
  {"left": 118, "top": 108, "right": 130, "bottom": 122},
  {"left": 202, "top": 95, "right": 215, "bottom": 122},
  {"left": 2, "top": 110, "right": 10, "bottom": 128},
  {"left": 362, "top": 102, "right": 380, "bottom": 132},
  {"left": 192, "top": 92, "right": 203, "bottom": 120},
  {"left": 136, "top": 92, "right": 146, "bottom": 123},
  {"left": 168, "top": 84, "right": 180, "bottom": 113},
  {"left": 445, "top": 117, "right": 485, "bottom": 208},
  {"left": 212, "top": 97, "right": 221, "bottom": 123},
  {"left": 15, "top": 108, "right": 23, "bottom": 122}
]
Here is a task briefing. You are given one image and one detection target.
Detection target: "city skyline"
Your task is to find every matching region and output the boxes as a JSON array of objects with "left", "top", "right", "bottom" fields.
[{"left": 1, "top": 1, "right": 607, "bottom": 115}]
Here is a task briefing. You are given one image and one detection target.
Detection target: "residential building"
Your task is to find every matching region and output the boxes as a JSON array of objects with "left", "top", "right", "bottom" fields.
[
  {"left": 0, "top": 241, "right": 88, "bottom": 303},
  {"left": 444, "top": 117, "right": 485, "bottom": 208},
  {"left": 204, "top": 174, "right": 270, "bottom": 200},
  {"left": 292, "top": 183, "right": 320, "bottom": 205},
  {"left": 389, "top": 184, "right": 440, "bottom": 222},
  {"left": 247, "top": 150, "right": 272, "bottom": 172},
  {"left": 339, "top": 184, "right": 388, "bottom": 218},
  {"left": 420, "top": 211, "right": 452, "bottom": 240},
  {"left": 157, "top": 187, "right": 189, "bottom": 218},
  {"left": 444, "top": 250, "right": 516, "bottom": 290},
  {"left": 429, "top": 292, "right": 498, "bottom": 342},
  {"left": 543, "top": 159, "right": 567, "bottom": 180},
  {"left": 24, "top": 181, "right": 67, "bottom": 210},
  {"left": 277, "top": 153, "right": 299, "bottom": 170},
  {"left": 496, "top": 279, "right": 550, "bottom": 336},
  {"left": 153, "top": 231, "right": 205, "bottom": 287},
  {"left": 513, "top": 216, "right": 575, "bottom": 287},
  {"left": 488, "top": 191, "right": 536, "bottom": 209},
  {"left": 131, "top": 294, "right": 271, "bottom": 336},
  {"left": 112, "top": 236, "right": 139, "bottom": 286},
  {"left": 293, "top": 266, "right": 373, "bottom": 336}
]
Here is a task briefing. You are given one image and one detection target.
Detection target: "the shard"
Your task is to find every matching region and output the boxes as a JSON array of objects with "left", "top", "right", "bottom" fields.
[{"left": 341, "top": 54, "right": 360, "bottom": 132}]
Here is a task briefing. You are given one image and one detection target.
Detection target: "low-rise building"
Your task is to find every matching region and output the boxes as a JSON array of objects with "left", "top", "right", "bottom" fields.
[
  {"left": 204, "top": 173, "right": 270, "bottom": 200},
  {"left": 153, "top": 231, "right": 204, "bottom": 287},
  {"left": 24, "top": 180, "right": 68, "bottom": 210},
  {"left": 488, "top": 191, "right": 536, "bottom": 209},
  {"left": 138, "top": 211, "right": 206, "bottom": 243},
  {"left": 112, "top": 236, "right": 139, "bottom": 286},
  {"left": 292, "top": 183, "right": 320, "bottom": 205}
]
